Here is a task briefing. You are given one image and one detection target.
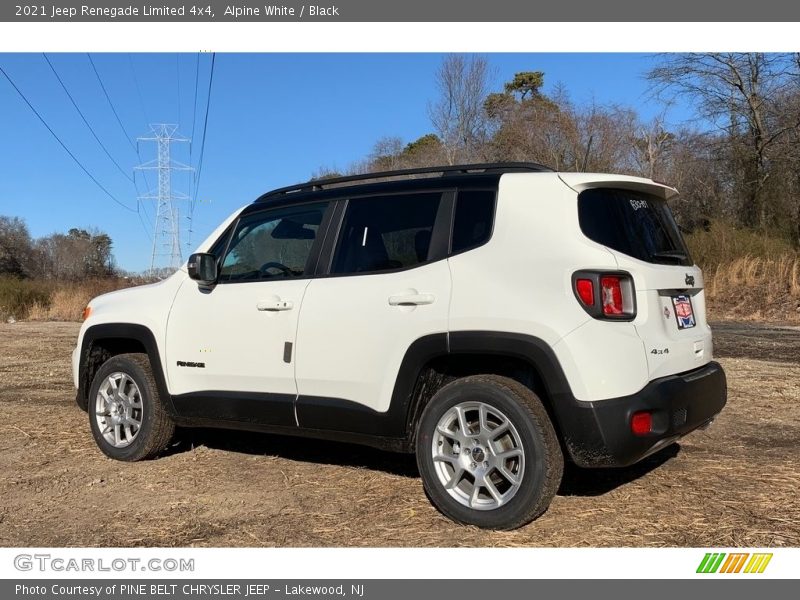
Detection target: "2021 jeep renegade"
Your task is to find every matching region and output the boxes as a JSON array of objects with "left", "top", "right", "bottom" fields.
[{"left": 73, "top": 163, "right": 727, "bottom": 530}]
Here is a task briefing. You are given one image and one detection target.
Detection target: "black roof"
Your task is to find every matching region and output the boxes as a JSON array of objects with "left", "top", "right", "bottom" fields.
[{"left": 253, "top": 162, "right": 552, "bottom": 207}]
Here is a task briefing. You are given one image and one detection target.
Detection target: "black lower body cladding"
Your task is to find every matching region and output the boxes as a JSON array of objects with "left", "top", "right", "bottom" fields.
[
  {"left": 553, "top": 361, "right": 727, "bottom": 468},
  {"left": 77, "top": 325, "right": 726, "bottom": 464}
]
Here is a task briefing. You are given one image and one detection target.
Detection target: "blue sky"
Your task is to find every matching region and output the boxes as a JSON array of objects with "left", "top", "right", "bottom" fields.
[{"left": 0, "top": 53, "right": 691, "bottom": 272}]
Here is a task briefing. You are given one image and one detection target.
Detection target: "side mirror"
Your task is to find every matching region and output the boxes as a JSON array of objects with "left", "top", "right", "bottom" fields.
[{"left": 187, "top": 253, "right": 218, "bottom": 286}]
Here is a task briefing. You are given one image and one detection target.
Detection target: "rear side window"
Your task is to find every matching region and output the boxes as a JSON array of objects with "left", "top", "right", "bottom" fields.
[
  {"left": 578, "top": 188, "right": 692, "bottom": 266},
  {"left": 452, "top": 189, "right": 495, "bottom": 253},
  {"left": 331, "top": 192, "right": 442, "bottom": 274}
]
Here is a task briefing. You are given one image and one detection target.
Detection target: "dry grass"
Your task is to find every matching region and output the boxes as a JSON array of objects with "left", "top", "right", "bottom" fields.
[
  {"left": 25, "top": 279, "right": 141, "bottom": 321},
  {"left": 682, "top": 222, "right": 800, "bottom": 321},
  {"left": 705, "top": 256, "right": 800, "bottom": 322},
  {"left": 684, "top": 221, "right": 797, "bottom": 270},
  {"left": 0, "top": 321, "right": 798, "bottom": 547},
  {"left": 0, "top": 277, "right": 50, "bottom": 321},
  {"left": 2, "top": 278, "right": 149, "bottom": 322}
]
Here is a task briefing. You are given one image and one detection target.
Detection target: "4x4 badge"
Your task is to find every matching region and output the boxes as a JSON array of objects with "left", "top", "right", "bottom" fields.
[{"left": 685, "top": 273, "right": 695, "bottom": 286}]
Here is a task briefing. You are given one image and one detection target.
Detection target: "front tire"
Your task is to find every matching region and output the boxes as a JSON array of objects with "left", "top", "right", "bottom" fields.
[
  {"left": 88, "top": 353, "right": 175, "bottom": 461},
  {"left": 416, "top": 375, "right": 563, "bottom": 530}
]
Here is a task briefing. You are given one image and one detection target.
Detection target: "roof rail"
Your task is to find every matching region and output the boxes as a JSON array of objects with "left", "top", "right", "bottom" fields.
[{"left": 257, "top": 162, "right": 553, "bottom": 201}]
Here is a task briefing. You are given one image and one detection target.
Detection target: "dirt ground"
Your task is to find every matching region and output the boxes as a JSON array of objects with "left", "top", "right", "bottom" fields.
[{"left": 0, "top": 321, "right": 798, "bottom": 547}]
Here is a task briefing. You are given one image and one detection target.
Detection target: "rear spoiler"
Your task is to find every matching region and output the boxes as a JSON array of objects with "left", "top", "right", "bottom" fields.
[{"left": 557, "top": 173, "right": 679, "bottom": 200}]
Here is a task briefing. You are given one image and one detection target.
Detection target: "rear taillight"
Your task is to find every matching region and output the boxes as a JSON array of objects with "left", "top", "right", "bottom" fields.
[
  {"left": 575, "top": 279, "right": 595, "bottom": 306},
  {"left": 600, "top": 276, "right": 623, "bottom": 315},
  {"left": 572, "top": 271, "right": 636, "bottom": 320}
]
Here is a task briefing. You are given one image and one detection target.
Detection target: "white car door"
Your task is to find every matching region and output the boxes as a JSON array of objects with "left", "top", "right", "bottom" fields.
[
  {"left": 294, "top": 190, "right": 452, "bottom": 433},
  {"left": 165, "top": 200, "right": 331, "bottom": 426}
]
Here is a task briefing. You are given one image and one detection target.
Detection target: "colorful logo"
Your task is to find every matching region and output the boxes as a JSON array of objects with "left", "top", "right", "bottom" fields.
[{"left": 697, "top": 552, "right": 772, "bottom": 574}]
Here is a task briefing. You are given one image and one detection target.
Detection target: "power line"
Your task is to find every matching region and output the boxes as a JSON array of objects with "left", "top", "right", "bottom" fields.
[
  {"left": 186, "top": 53, "right": 201, "bottom": 249},
  {"left": 137, "top": 177, "right": 153, "bottom": 223},
  {"left": 87, "top": 53, "right": 138, "bottom": 153},
  {"left": 88, "top": 51, "right": 156, "bottom": 240},
  {"left": 43, "top": 53, "right": 135, "bottom": 185},
  {"left": 190, "top": 53, "right": 200, "bottom": 161},
  {"left": 127, "top": 54, "right": 156, "bottom": 201},
  {"left": 192, "top": 52, "right": 216, "bottom": 209},
  {"left": 134, "top": 179, "right": 155, "bottom": 242},
  {"left": 136, "top": 199, "right": 153, "bottom": 243},
  {"left": 45, "top": 52, "right": 152, "bottom": 243},
  {"left": 0, "top": 63, "right": 136, "bottom": 213},
  {"left": 175, "top": 53, "right": 181, "bottom": 126},
  {"left": 128, "top": 53, "right": 150, "bottom": 125}
]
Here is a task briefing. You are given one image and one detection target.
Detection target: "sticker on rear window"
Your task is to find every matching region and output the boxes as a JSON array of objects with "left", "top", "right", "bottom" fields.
[{"left": 671, "top": 295, "right": 696, "bottom": 329}]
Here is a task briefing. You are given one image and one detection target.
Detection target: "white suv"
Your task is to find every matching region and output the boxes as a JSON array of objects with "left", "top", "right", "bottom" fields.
[{"left": 72, "top": 163, "right": 727, "bottom": 530}]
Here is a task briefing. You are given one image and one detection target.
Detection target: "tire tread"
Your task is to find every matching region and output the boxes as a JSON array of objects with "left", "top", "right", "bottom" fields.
[
  {"left": 416, "top": 374, "right": 563, "bottom": 530},
  {"left": 89, "top": 352, "right": 175, "bottom": 461}
]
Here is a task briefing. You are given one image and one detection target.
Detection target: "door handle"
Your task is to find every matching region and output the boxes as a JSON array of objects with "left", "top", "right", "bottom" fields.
[
  {"left": 257, "top": 299, "right": 294, "bottom": 311},
  {"left": 388, "top": 293, "right": 435, "bottom": 306}
]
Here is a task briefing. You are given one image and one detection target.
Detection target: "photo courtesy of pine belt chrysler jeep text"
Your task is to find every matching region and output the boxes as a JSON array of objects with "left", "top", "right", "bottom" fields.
[{"left": 72, "top": 163, "right": 727, "bottom": 530}]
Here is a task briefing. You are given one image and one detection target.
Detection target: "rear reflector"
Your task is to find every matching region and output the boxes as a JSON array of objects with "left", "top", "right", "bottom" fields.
[
  {"left": 600, "top": 276, "right": 623, "bottom": 315},
  {"left": 631, "top": 411, "right": 652, "bottom": 436},
  {"left": 575, "top": 279, "right": 595, "bottom": 306}
]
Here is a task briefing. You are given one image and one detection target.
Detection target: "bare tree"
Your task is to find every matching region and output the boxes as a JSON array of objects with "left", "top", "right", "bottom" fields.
[
  {"left": 574, "top": 104, "right": 640, "bottom": 173},
  {"left": 0, "top": 216, "right": 34, "bottom": 277},
  {"left": 630, "top": 112, "right": 674, "bottom": 179},
  {"left": 660, "top": 129, "right": 730, "bottom": 228},
  {"left": 428, "top": 55, "right": 492, "bottom": 165},
  {"left": 648, "top": 53, "right": 800, "bottom": 230},
  {"left": 369, "top": 136, "right": 405, "bottom": 171}
]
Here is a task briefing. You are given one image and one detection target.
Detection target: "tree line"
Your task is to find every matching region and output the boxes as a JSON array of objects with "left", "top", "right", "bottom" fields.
[
  {"left": 322, "top": 53, "right": 800, "bottom": 246},
  {"left": 0, "top": 215, "right": 114, "bottom": 280}
]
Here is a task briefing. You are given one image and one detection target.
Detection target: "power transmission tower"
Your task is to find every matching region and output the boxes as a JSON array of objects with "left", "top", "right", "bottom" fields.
[{"left": 135, "top": 124, "right": 193, "bottom": 274}]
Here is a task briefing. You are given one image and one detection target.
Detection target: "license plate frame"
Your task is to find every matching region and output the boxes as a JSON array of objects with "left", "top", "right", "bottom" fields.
[{"left": 671, "top": 294, "right": 696, "bottom": 330}]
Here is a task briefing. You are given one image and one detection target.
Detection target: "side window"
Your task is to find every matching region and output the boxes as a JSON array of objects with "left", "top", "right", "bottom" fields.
[
  {"left": 208, "top": 225, "right": 233, "bottom": 261},
  {"left": 331, "top": 192, "right": 442, "bottom": 275},
  {"left": 219, "top": 202, "right": 328, "bottom": 282},
  {"left": 452, "top": 189, "right": 496, "bottom": 253}
]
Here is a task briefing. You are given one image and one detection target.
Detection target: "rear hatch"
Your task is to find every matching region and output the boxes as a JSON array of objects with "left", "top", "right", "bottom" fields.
[{"left": 563, "top": 174, "right": 712, "bottom": 380}]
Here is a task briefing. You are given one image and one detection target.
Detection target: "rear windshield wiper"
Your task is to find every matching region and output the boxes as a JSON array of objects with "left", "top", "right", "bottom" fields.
[{"left": 650, "top": 251, "right": 689, "bottom": 264}]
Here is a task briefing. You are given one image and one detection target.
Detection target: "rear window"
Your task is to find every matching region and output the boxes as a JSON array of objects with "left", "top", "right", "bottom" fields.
[
  {"left": 578, "top": 188, "right": 692, "bottom": 266},
  {"left": 452, "top": 189, "right": 496, "bottom": 253}
]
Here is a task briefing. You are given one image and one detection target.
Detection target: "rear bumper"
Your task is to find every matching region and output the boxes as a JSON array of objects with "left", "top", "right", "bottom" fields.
[{"left": 554, "top": 361, "right": 727, "bottom": 467}]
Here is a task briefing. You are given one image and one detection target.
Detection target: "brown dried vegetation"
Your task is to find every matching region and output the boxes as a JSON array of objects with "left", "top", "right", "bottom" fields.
[{"left": 0, "top": 321, "right": 797, "bottom": 547}]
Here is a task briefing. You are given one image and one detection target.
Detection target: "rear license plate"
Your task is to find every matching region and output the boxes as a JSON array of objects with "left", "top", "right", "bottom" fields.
[{"left": 671, "top": 294, "right": 696, "bottom": 329}]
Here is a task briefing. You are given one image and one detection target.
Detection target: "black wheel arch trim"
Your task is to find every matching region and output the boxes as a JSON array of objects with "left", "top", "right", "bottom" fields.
[
  {"left": 296, "top": 332, "right": 450, "bottom": 442},
  {"left": 441, "top": 331, "right": 579, "bottom": 452},
  {"left": 298, "top": 331, "right": 574, "bottom": 444},
  {"left": 76, "top": 322, "right": 175, "bottom": 416},
  {"left": 446, "top": 331, "right": 574, "bottom": 400}
]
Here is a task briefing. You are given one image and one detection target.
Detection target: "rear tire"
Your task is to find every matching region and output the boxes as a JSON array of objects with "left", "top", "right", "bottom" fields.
[
  {"left": 416, "top": 374, "right": 563, "bottom": 530},
  {"left": 88, "top": 353, "right": 175, "bottom": 461}
]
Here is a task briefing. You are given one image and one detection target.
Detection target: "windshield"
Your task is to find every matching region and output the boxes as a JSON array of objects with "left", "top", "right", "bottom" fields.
[{"left": 578, "top": 188, "right": 692, "bottom": 266}]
